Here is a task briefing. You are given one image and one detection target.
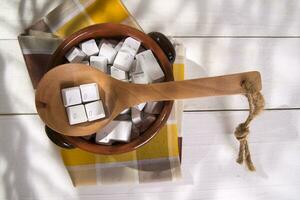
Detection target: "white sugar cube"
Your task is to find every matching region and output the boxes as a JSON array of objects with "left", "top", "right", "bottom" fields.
[
  {"left": 115, "top": 113, "right": 131, "bottom": 121},
  {"left": 137, "top": 46, "right": 147, "bottom": 54},
  {"left": 136, "top": 103, "right": 146, "bottom": 111},
  {"left": 109, "top": 121, "right": 132, "bottom": 142},
  {"left": 65, "top": 47, "right": 86, "bottom": 63},
  {"left": 79, "top": 83, "right": 100, "bottom": 103},
  {"left": 139, "top": 114, "right": 157, "bottom": 132},
  {"left": 131, "top": 73, "right": 149, "bottom": 84},
  {"left": 130, "top": 59, "right": 143, "bottom": 75},
  {"left": 131, "top": 125, "right": 140, "bottom": 140},
  {"left": 99, "top": 39, "right": 117, "bottom": 48},
  {"left": 144, "top": 101, "right": 164, "bottom": 114},
  {"left": 120, "top": 108, "right": 130, "bottom": 114},
  {"left": 120, "top": 37, "right": 141, "bottom": 56},
  {"left": 79, "top": 39, "right": 99, "bottom": 56},
  {"left": 96, "top": 121, "right": 132, "bottom": 143},
  {"left": 61, "top": 86, "right": 82, "bottom": 107},
  {"left": 110, "top": 66, "right": 128, "bottom": 80},
  {"left": 98, "top": 39, "right": 113, "bottom": 48},
  {"left": 81, "top": 60, "right": 90, "bottom": 65},
  {"left": 66, "top": 105, "right": 87, "bottom": 125},
  {"left": 99, "top": 43, "right": 117, "bottom": 64},
  {"left": 95, "top": 132, "right": 112, "bottom": 145},
  {"left": 90, "top": 56, "right": 108, "bottom": 73},
  {"left": 113, "top": 51, "right": 134, "bottom": 71},
  {"left": 131, "top": 107, "right": 143, "bottom": 125},
  {"left": 107, "top": 39, "right": 119, "bottom": 47},
  {"left": 84, "top": 100, "right": 106, "bottom": 121},
  {"left": 121, "top": 79, "right": 130, "bottom": 83},
  {"left": 129, "top": 59, "right": 137, "bottom": 74},
  {"left": 114, "top": 41, "right": 123, "bottom": 52},
  {"left": 136, "top": 50, "right": 165, "bottom": 82}
]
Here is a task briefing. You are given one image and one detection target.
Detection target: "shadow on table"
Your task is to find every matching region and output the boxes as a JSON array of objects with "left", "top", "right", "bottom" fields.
[
  {"left": 0, "top": 52, "right": 34, "bottom": 199},
  {"left": 0, "top": 45, "right": 74, "bottom": 200},
  {"left": 0, "top": 0, "right": 75, "bottom": 200}
]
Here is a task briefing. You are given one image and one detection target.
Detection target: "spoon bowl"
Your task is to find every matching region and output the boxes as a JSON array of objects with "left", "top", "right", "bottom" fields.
[{"left": 36, "top": 63, "right": 120, "bottom": 136}]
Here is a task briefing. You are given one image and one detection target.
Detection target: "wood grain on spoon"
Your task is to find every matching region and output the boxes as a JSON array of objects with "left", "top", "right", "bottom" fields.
[{"left": 35, "top": 63, "right": 262, "bottom": 137}]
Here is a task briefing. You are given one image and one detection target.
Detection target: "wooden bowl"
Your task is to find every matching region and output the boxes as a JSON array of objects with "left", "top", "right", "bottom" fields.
[{"left": 49, "top": 23, "right": 174, "bottom": 154}]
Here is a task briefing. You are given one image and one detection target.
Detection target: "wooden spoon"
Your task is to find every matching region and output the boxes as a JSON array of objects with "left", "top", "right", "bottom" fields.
[{"left": 35, "top": 63, "right": 262, "bottom": 137}]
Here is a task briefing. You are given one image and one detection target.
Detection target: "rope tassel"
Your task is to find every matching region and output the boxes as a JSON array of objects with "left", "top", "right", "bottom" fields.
[{"left": 234, "top": 80, "right": 265, "bottom": 171}]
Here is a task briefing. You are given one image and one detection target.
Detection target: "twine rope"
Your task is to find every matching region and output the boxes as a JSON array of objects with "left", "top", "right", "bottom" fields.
[{"left": 234, "top": 80, "right": 265, "bottom": 171}]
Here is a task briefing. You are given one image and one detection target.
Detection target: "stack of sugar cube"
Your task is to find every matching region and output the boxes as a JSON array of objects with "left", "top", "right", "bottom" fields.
[
  {"left": 61, "top": 83, "right": 106, "bottom": 125},
  {"left": 64, "top": 37, "right": 166, "bottom": 145}
]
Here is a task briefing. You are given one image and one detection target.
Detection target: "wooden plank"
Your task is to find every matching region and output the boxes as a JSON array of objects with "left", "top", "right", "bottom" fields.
[
  {"left": 182, "top": 110, "right": 300, "bottom": 145},
  {"left": 0, "top": 110, "right": 299, "bottom": 199},
  {"left": 78, "top": 186, "right": 300, "bottom": 200},
  {"left": 76, "top": 186, "right": 300, "bottom": 200},
  {"left": 177, "top": 37, "right": 300, "bottom": 110},
  {"left": 123, "top": 0, "right": 300, "bottom": 37},
  {"left": 2, "top": 0, "right": 300, "bottom": 39},
  {"left": 1, "top": 37, "right": 300, "bottom": 113}
]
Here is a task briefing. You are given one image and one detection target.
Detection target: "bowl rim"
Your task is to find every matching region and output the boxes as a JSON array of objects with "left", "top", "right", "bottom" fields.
[{"left": 50, "top": 23, "right": 174, "bottom": 154}]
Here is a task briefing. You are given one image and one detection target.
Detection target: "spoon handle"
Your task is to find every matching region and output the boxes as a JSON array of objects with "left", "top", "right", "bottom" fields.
[{"left": 127, "top": 71, "right": 262, "bottom": 104}]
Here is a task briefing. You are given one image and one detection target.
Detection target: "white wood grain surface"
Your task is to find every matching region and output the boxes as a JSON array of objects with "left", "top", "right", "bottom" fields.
[
  {"left": 0, "top": 111, "right": 299, "bottom": 200},
  {"left": 180, "top": 37, "right": 300, "bottom": 110},
  {"left": 0, "top": 0, "right": 299, "bottom": 199},
  {"left": 2, "top": 0, "right": 300, "bottom": 38},
  {"left": 123, "top": 0, "right": 300, "bottom": 37}
]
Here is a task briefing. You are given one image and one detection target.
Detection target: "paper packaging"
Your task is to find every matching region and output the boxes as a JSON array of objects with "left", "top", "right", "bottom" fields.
[
  {"left": 90, "top": 56, "right": 108, "bottom": 73},
  {"left": 79, "top": 39, "right": 99, "bottom": 56},
  {"left": 136, "top": 50, "right": 165, "bottom": 82},
  {"left": 84, "top": 100, "right": 106, "bottom": 121},
  {"left": 79, "top": 83, "right": 100, "bottom": 103},
  {"left": 18, "top": 0, "right": 184, "bottom": 187},
  {"left": 99, "top": 43, "right": 117, "bottom": 64},
  {"left": 65, "top": 47, "right": 86, "bottom": 63},
  {"left": 66, "top": 104, "right": 88, "bottom": 125},
  {"left": 61, "top": 86, "right": 82, "bottom": 107}
]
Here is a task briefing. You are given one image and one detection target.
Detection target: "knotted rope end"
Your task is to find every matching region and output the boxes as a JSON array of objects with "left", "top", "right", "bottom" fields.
[
  {"left": 233, "top": 79, "right": 265, "bottom": 172},
  {"left": 234, "top": 123, "right": 256, "bottom": 171}
]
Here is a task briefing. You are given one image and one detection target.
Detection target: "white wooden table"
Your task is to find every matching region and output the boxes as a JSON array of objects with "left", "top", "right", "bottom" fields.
[{"left": 1, "top": 0, "right": 300, "bottom": 199}]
